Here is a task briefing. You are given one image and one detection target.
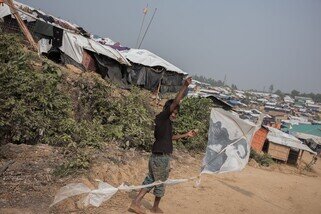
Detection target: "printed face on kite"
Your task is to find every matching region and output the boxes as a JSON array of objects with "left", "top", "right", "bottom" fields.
[{"left": 203, "top": 121, "right": 249, "bottom": 173}]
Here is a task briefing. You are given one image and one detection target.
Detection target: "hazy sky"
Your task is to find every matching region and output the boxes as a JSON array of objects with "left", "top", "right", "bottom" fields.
[{"left": 19, "top": 0, "right": 321, "bottom": 93}]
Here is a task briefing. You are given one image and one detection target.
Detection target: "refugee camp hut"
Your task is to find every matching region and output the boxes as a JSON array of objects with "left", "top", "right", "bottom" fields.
[
  {"left": 294, "top": 132, "right": 321, "bottom": 155},
  {"left": 267, "top": 111, "right": 288, "bottom": 124},
  {"left": 0, "top": 2, "right": 132, "bottom": 86},
  {"left": 251, "top": 126, "right": 269, "bottom": 153},
  {"left": 122, "top": 49, "right": 187, "bottom": 93},
  {"left": 1, "top": 1, "right": 188, "bottom": 92},
  {"left": 265, "top": 127, "right": 316, "bottom": 164}
]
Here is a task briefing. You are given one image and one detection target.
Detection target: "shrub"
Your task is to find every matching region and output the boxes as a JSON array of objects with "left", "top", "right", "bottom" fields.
[
  {"left": 250, "top": 149, "right": 274, "bottom": 166},
  {"left": 173, "top": 97, "right": 212, "bottom": 151},
  {"left": 0, "top": 34, "right": 73, "bottom": 145}
]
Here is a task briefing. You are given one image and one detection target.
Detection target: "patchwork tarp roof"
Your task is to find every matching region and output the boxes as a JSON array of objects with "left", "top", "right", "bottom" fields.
[
  {"left": 121, "top": 49, "right": 187, "bottom": 75},
  {"left": 266, "top": 126, "right": 316, "bottom": 155}
]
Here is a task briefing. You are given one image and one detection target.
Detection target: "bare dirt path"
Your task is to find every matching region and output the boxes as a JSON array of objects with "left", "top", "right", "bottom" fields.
[
  {"left": 83, "top": 153, "right": 321, "bottom": 214},
  {"left": 1, "top": 144, "right": 321, "bottom": 214}
]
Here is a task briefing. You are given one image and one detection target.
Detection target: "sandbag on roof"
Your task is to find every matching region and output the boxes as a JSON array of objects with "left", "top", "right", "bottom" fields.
[{"left": 121, "top": 49, "right": 187, "bottom": 75}]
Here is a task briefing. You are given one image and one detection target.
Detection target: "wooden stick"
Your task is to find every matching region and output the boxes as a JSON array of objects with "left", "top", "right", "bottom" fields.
[
  {"left": 5, "top": 0, "right": 38, "bottom": 51},
  {"left": 154, "top": 71, "right": 164, "bottom": 106}
]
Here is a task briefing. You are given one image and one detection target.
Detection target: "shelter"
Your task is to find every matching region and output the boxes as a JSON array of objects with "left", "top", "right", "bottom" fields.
[
  {"left": 122, "top": 49, "right": 187, "bottom": 93},
  {"left": 0, "top": 1, "right": 187, "bottom": 93},
  {"left": 294, "top": 132, "right": 321, "bottom": 154},
  {"left": 265, "top": 127, "right": 316, "bottom": 164},
  {"left": 282, "top": 123, "right": 321, "bottom": 153}
]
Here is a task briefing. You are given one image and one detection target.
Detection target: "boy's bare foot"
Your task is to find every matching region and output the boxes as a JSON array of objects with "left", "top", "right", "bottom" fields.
[
  {"left": 128, "top": 201, "right": 146, "bottom": 214},
  {"left": 150, "top": 207, "right": 164, "bottom": 213}
]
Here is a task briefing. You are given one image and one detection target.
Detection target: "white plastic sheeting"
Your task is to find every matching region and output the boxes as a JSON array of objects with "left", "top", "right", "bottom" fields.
[
  {"left": 51, "top": 179, "right": 190, "bottom": 207},
  {"left": 202, "top": 108, "right": 261, "bottom": 174},
  {"left": 121, "top": 49, "right": 187, "bottom": 75},
  {"left": 60, "top": 31, "right": 130, "bottom": 66},
  {"left": 38, "top": 38, "right": 52, "bottom": 54},
  {"left": 0, "top": 4, "right": 11, "bottom": 19},
  {"left": 266, "top": 126, "right": 316, "bottom": 155}
]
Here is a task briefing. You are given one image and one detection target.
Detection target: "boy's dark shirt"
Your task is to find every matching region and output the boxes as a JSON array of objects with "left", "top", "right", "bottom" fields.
[{"left": 152, "top": 106, "right": 173, "bottom": 154}]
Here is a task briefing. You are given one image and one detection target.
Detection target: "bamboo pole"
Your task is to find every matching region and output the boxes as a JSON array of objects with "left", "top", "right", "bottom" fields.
[
  {"left": 154, "top": 71, "right": 164, "bottom": 106},
  {"left": 297, "top": 150, "right": 304, "bottom": 169},
  {"left": 5, "top": 0, "right": 38, "bottom": 51}
]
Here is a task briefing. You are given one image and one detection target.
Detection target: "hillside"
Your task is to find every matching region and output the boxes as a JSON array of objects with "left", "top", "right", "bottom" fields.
[{"left": 1, "top": 34, "right": 321, "bottom": 214}]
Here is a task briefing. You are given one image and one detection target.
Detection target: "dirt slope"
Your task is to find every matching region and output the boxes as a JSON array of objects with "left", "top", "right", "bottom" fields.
[{"left": 1, "top": 143, "right": 320, "bottom": 214}]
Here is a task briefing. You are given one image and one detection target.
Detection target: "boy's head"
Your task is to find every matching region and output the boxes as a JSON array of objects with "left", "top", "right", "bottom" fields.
[{"left": 164, "top": 99, "right": 180, "bottom": 121}]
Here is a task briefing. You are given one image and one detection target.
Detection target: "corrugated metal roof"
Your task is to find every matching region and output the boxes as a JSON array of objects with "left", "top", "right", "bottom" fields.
[{"left": 266, "top": 126, "right": 316, "bottom": 155}]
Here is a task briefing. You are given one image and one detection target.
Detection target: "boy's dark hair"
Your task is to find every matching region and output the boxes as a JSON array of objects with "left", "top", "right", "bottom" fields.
[{"left": 164, "top": 99, "right": 180, "bottom": 112}]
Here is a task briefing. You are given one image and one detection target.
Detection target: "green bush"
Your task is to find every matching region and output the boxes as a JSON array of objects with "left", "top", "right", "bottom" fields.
[
  {"left": 0, "top": 34, "right": 154, "bottom": 151},
  {"left": 75, "top": 76, "right": 154, "bottom": 150},
  {"left": 250, "top": 149, "right": 274, "bottom": 166},
  {"left": 0, "top": 35, "right": 73, "bottom": 145},
  {"left": 173, "top": 97, "right": 212, "bottom": 151}
]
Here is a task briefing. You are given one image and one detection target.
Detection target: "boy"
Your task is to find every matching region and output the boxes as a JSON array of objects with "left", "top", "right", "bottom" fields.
[{"left": 129, "top": 77, "right": 197, "bottom": 214}]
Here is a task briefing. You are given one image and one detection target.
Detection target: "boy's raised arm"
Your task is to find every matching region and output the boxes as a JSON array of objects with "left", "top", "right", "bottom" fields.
[{"left": 169, "top": 77, "right": 192, "bottom": 112}]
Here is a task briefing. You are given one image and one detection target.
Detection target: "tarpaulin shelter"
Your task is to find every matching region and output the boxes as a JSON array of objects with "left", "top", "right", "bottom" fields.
[
  {"left": 294, "top": 132, "right": 321, "bottom": 154},
  {"left": 265, "top": 126, "right": 316, "bottom": 164},
  {"left": 123, "top": 49, "right": 187, "bottom": 93},
  {"left": 0, "top": 1, "right": 187, "bottom": 93}
]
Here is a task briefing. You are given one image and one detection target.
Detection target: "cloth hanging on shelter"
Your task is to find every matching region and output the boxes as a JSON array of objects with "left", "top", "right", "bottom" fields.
[
  {"left": 202, "top": 108, "right": 261, "bottom": 174},
  {"left": 82, "top": 50, "right": 97, "bottom": 71},
  {"left": 93, "top": 53, "right": 129, "bottom": 87},
  {"left": 60, "top": 31, "right": 86, "bottom": 63},
  {"left": 162, "top": 71, "right": 184, "bottom": 86},
  {"left": 34, "top": 20, "right": 53, "bottom": 37},
  {"left": 127, "top": 63, "right": 146, "bottom": 85},
  {"left": 52, "top": 26, "right": 63, "bottom": 47},
  {"left": 38, "top": 38, "right": 52, "bottom": 54}
]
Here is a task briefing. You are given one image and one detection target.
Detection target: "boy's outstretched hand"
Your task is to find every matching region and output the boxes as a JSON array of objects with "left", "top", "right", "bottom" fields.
[{"left": 186, "top": 129, "right": 198, "bottom": 138}]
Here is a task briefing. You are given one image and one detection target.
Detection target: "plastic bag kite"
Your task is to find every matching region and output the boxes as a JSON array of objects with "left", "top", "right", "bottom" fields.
[{"left": 202, "top": 108, "right": 261, "bottom": 174}]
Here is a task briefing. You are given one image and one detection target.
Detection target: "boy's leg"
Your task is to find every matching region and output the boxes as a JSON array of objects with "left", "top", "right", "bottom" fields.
[
  {"left": 150, "top": 197, "right": 163, "bottom": 213},
  {"left": 129, "top": 156, "right": 155, "bottom": 214},
  {"left": 133, "top": 188, "right": 149, "bottom": 205},
  {"left": 150, "top": 155, "right": 170, "bottom": 213}
]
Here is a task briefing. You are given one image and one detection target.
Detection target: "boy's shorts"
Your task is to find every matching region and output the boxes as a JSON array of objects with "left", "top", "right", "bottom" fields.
[{"left": 142, "top": 154, "right": 170, "bottom": 197}]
